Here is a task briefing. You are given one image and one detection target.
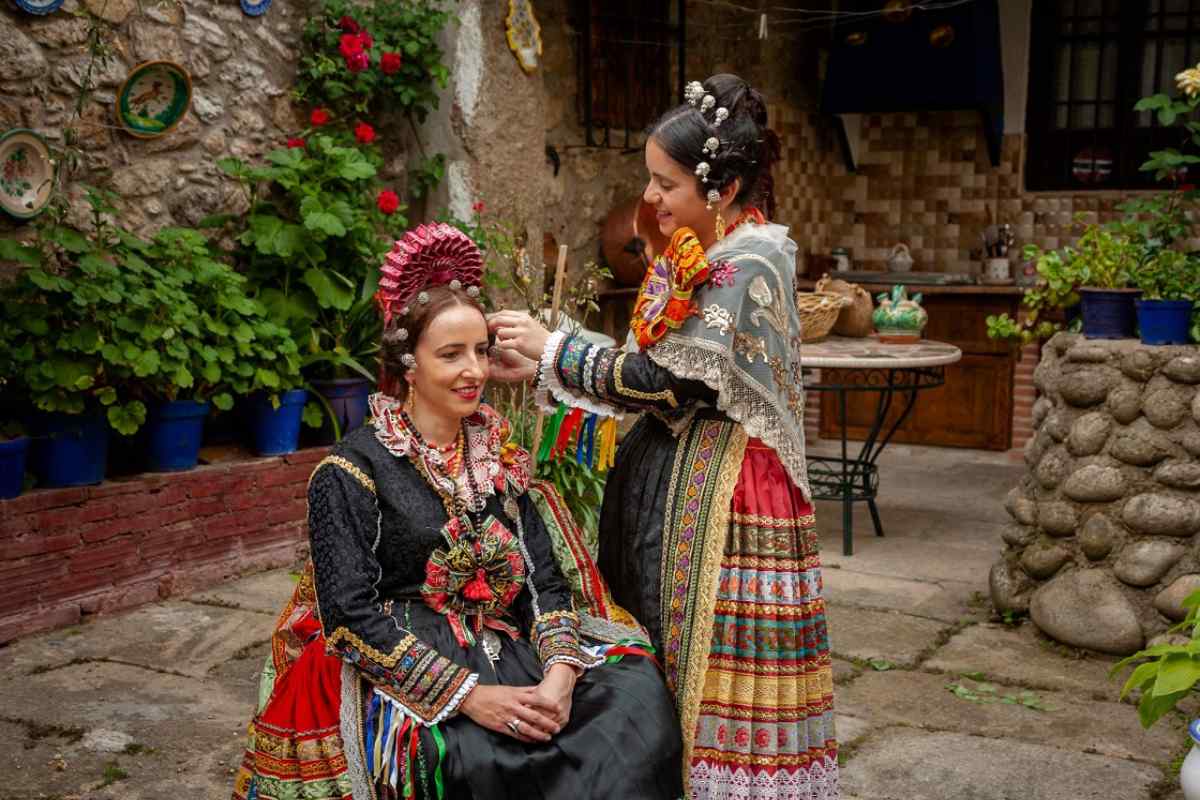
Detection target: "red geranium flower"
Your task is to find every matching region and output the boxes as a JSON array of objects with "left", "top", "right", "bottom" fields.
[
  {"left": 286, "top": 137, "right": 305, "bottom": 149},
  {"left": 380, "top": 52, "right": 402, "bottom": 75},
  {"left": 339, "top": 33, "right": 363, "bottom": 59},
  {"left": 472, "top": 201, "right": 485, "bottom": 214},
  {"left": 354, "top": 122, "right": 376, "bottom": 144},
  {"left": 345, "top": 50, "right": 370, "bottom": 73},
  {"left": 310, "top": 108, "right": 330, "bottom": 126},
  {"left": 377, "top": 189, "right": 400, "bottom": 216},
  {"left": 358, "top": 31, "right": 373, "bottom": 50},
  {"left": 338, "top": 15, "right": 359, "bottom": 33}
]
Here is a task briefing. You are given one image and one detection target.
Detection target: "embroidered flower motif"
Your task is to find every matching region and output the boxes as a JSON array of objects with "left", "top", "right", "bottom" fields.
[
  {"left": 629, "top": 227, "right": 710, "bottom": 349},
  {"left": 422, "top": 516, "right": 526, "bottom": 648},
  {"left": 748, "top": 274, "right": 773, "bottom": 307},
  {"left": 702, "top": 304, "right": 734, "bottom": 336},
  {"left": 709, "top": 260, "right": 739, "bottom": 287}
]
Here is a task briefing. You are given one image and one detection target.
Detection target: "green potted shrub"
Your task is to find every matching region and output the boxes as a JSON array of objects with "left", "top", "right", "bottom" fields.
[
  {"left": 1131, "top": 248, "right": 1199, "bottom": 345},
  {"left": 212, "top": 135, "right": 393, "bottom": 440},
  {"left": 986, "top": 241, "right": 1083, "bottom": 345}
]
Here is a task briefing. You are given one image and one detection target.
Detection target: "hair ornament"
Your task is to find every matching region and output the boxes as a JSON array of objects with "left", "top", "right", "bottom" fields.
[
  {"left": 449, "top": 279, "right": 462, "bottom": 291},
  {"left": 700, "top": 95, "right": 715, "bottom": 114},
  {"left": 703, "top": 136, "right": 720, "bottom": 157},
  {"left": 467, "top": 285, "right": 480, "bottom": 298},
  {"left": 396, "top": 328, "right": 409, "bottom": 341},
  {"left": 695, "top": 161, "right": 711, "bottom": 182},
  {"left": 706, "top": 188, "right": 721, "bottom": 210},
  {"left": 684, "top": 81, "right": 705, "bottom": 106},
  {"left": 401, "top": 353, "right": 417, "bottom": 369},
  {"left": 375, "top": 222, "right": 484, "bottom": 325},
  {"left": 713, "top": 107, "right": 729, "bottom": 128}
]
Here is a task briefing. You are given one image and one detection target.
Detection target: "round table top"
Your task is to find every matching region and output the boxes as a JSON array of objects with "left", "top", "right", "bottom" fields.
[{"left": 800, "top": 335, "right": 963, "bottom": 369}]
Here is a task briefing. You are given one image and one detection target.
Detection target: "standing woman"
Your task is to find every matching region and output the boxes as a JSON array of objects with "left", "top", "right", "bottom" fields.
[{"left": 490, "top": 74, "right": 838, "bottom": 799}]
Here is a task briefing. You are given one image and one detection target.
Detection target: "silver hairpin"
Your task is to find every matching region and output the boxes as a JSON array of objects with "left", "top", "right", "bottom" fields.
[
  {"left": 695, "top": 162, "right": 711, "bottom": 182},
  {"left": 417, "top": 291, "right": 430, "bottom": 305},
  {"left": 449, "top": 279, "right": 462, "bottom": 291},
  {"left": 713, "top": 107, "right": 729, "bottom": 127},
  {"left": 466, "top": 286, "right": 480, "bottom": 298},
  {"left": 703, "top": 136, "right": 720, "bottom": 156},
  {"left": 700, "top": 95, "right": 715, "bottom": 114},
  {"left": 396, "top": 328, "right": 409, "bottom": 341},
  {"left": 706, "top": 188, "right": 720, "bottom": 209},
  {"left": 684, "top": 81, "right": 705, "bottom": 106},
  {"left": 400, "top": 353, "right": 416, "bottom": 368}
]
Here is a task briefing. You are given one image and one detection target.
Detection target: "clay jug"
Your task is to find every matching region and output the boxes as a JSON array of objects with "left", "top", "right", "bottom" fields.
[
  {"left": 600, "top": 196, "right": 669, "bottom": 286},
  {"left": 815, "top": 273, "right": 874, "bottom": 337}
]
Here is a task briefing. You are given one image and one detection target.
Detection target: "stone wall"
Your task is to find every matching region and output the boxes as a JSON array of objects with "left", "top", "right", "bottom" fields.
[{"left": 991, "top": 333, "right": 1200, "bottom": 655}]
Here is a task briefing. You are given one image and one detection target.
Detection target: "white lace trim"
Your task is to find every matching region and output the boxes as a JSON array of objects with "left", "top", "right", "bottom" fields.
[
  {"left": 340, "top": 663, "right": 373, "bottom": 800},
  {"left": 648, "top": 335, "right": 811, "bottom": 502},
  {"left": 546, "top": 652, "right": 604, "bottom": 671},
  {"left": 690, "top": 756, "right": 840, "bottom": 800},
  {"left": 579, "top": 612, "right": 649, "bottom": 645},
  {"left": 536, "top": 330, "right": 624, "bottom": 418}
]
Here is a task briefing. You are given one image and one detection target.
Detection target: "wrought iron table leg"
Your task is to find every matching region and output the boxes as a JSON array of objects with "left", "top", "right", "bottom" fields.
[{"left": 839, "top": 387, "right": 853, "bottom": 557}]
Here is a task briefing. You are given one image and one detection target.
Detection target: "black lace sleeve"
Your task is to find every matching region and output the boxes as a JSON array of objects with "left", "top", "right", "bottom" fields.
[
  {"left": 543, "top": 333, "right": 717, "bottom": 413},
  {"left": 308, "top": 456, "right": 478, "bottom": 724},
  {"left": 507, "top": 492, "right": 600, "bottom": 671}
]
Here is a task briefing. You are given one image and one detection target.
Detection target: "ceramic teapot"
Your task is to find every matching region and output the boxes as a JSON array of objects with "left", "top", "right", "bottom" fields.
[
  {"left": 872, "top": 284, "right": 927, "bottom": 343},
  {"left": 886, "top": 243, "right": 914, "bottom": 273}
]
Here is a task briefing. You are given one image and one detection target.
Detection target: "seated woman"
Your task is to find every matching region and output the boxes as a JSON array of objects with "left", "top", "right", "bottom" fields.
[{"left": 232, "top": 224, "right": 682, "bottom": 800}]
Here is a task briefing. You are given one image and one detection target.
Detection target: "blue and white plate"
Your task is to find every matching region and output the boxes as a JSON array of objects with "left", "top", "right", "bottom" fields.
[
  {"left": 240, "top": 0, "right": 271, "bottom": 16},
  {"left": 14, "top": 0, "right": 65, "bottom": 15}
]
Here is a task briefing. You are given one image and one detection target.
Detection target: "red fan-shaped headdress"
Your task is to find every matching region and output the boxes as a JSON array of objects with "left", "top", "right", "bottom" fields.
[{"left": 375, "top": 223, "right": 485, "bottom": 326}]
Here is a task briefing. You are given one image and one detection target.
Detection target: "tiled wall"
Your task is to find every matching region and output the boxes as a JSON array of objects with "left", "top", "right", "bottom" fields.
[{"left": 770, "top": 107, "right": 1197, "bottom": 274}]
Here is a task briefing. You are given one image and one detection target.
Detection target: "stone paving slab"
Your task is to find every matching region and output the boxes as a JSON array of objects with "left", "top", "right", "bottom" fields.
[
  {"left": 835, "top": 714, "right": 873, "bottom": 747},
  {"left": 926, "top": 621, "right": 1121, "bottom": 697},
  {"left": 189, "top": 567, "right": 298, "bottom": 615},
  {"left": 825, "top": 603, "right": 952, "bottom": 667},
  {"left": 821, "top": 525, "right": 1002, "bottom": 584},
  {"left": 840, "top": 729, "right": 1163, "bottom": 800},
  {"left": 823, "top": 564, "right": 977, "bottom": 623},
  {"left": 837, "top": 669, "right": 1179, "bottom": 764},
  {"left": 0, "top": 600, "right": 276, "bottom": 679},
  {"left": 0, "top": 659, "right": 254, "bottom": 797}
]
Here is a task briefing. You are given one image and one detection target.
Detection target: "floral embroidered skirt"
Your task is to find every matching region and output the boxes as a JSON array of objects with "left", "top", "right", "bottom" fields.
[{"left": 599, "top": 416, "right": 838, "bottom": 800}]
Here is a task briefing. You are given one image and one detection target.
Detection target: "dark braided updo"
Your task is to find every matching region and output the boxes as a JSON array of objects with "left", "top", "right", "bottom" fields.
[{"left": 649, "top": 73, "right": 782, "bottom": 219}]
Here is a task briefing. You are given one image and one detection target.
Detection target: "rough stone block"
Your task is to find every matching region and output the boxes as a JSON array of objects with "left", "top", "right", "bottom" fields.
[
  {"left": 1061, "top": 465, "right": 1126, "bottom": 503},
  {"left": 1122, "top": 493, "right": 1200, "bottom": 537},
  {"left": 1032, "top": 396, "right": 1053, "bottom": 429},
  {"left": 1106, "top": 383, "right": 1143, "bottom": 424},
  {"left": 1058, "top": 369, "right": 1114, "bottom": 407},
  {"left": 1154, "top": 574, "right": 1200, "bottom": 621},
  {"left": 1002, "top": 524, "right": 1035, "bottom": 547},
  {"left": 1004, "top": 488, "right": 1037, "bottom": 526},
  {"left": 1078, "top": 514, "right": 1120, "bottom": 561},
  {"left": 1121, "top": 349, "right": 1160, "bottom": 382},
  {"left": 1155, "top": 461, "right": 1200, "bottom": 490},
  {"left": 1020, "top": 542, "right": 1072, "bottom": 579},
  {"left": 1030, "top": 569, "right": 1143, "bottom": 655},
  {"left": 1164, "top": 355, "right": 1200, "bottom": 384},
  {"left": 0, "top": 23, "right": 48, "bottom": 82},
  {"left": 1113, "top": 540, "right": 1185, "bottom": 587},
  {"left": 1036, "top": 500, "right": 1078, "bottom": 537},
  {"left": 989, "top": 559, "right": 1032, "bottom": 614},
  {"left": 1065, "top": 342, "right": 1112, "bottom": 363},
  {"left": 1035, "top": 447, "right": 1072, "bottom": 489},
  {"left": 1110, "top": 427, "right": 1172, "bottom": 466},
  {"left": 1143, "top": 388, "right": 1189, "bottom": 429},
  {"left": 1066, "top": 412, "right": 1111, "bottom": 456},
  {"left": 1043, "top": 411, "right": 1070, "bottom": 442}
]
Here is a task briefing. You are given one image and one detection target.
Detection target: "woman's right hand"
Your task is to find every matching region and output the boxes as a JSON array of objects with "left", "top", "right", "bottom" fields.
[{"left": 459, "top": 684, "right": 561, "bottom": 743}]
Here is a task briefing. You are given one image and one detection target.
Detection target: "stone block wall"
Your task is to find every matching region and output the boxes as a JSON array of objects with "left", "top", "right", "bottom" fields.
[
  {"left": 0, "top": 447, "right": 324, "bottom": 644},
  {"left": 991, "top": 333, "right": 1200, "bottom": 655}
]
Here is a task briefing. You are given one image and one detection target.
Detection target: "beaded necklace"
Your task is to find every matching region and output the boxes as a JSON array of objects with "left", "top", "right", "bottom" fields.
[{"left": 399, "top": 410, "right": 487, "bottom": 536}]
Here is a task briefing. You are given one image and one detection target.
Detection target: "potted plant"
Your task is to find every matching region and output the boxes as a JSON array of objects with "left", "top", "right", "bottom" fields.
[
  {"left": 212, "top": 134, "right": 392, "bottom": 441},
  {"left": 1113, "top": 589, "right": 1200, "bottom": 798},
  {"left": 0, "top": 416, "right": 29, "bottom": 500},
  {"left": 986, "top": 243, "right": 1083, "bottom": 345},
  {"left": 1131, "top": 248, "right": 1199, "bottom": 345}
]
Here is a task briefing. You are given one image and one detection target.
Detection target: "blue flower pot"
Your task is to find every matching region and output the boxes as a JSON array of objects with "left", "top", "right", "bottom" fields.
[
  {"left": 312, "top": 378, "right": 372, "bottom": 441},
  {"left": 250, "top": 389, "right": 308, "bottom": 456},
  {"left": 0, "top": 436, "right": 30, "bottom": 499},
  {"left": 1136, "top": 299, "right": 1194, "bottom": 346},
  {"left": 146, "top": 400, "right": 209, "bottom": 472},
  {"left": 1081, "top": 288, "right": 1140, "bottom": 340},
  {"left": 27, "top": 411, "right": 109, "bottom": 487}
]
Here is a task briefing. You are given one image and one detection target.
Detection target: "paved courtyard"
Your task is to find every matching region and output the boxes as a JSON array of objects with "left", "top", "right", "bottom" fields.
[{"left": 0, "top": 443, "right": 1189, "bottom": 799}]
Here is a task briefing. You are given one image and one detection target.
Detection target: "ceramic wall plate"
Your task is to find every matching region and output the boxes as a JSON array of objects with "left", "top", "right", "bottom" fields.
[
  {"left": 115, "top": 61, "right": 192, "bottom": 139},
  {"left": 0, "top": 129, "right": 54, "bottom": 220},
  {"left": 240, "top": 0, "right": 271, "bottom": 16},
  {"left": 14, "top": 0, "right": 65, "bottom": 15}
]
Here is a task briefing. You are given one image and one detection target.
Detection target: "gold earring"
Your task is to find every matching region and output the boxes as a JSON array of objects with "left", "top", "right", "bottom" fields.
[{"left": 715, "top": 210, "right": 726, "bottom": 241}]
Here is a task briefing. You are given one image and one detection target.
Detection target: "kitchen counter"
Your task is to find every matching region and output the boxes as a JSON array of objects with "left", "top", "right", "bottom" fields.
[{"left": 798, "top": 278, "right": 1025, "bottom": 296}]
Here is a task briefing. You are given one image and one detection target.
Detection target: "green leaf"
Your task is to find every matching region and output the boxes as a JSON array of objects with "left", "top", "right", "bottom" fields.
[
  {"left": 107, "top": 401, "right": 147, "bottom": 436},
  {"left": 302, "top": 401, "right": 325, "bottom": 428},
  {"left": 1151, "top": 653, "right": 1200, "bottom": 696},
  {"left": 1139, "top": 688, "right": 1189, "bottom": 729},
  {"left": 212, "top": 392, "right": 234, "bottom": 411},
  {"left": 256, "top": 368, "right": 280, "bottom": 389},
  {"left": 133, "top": 350, "right": 161, "bottom": 377},
  {"left": 0, "top": 238, "right": 40, "bottom": 266},
  {"left": 1120, "top": 661, "right": 1159, "bottom": 699},
  {"left": 301, "top": 268, "right": 355, "bottom": 310},
  {"left": 96, "top": 386, "right": 118, "bottom": 406},
  {"left": 303, "top": 210, "right": 347, "bottom": 237},
  {"left": 173, "top": 367, "right": 194, "bottom": 389}
]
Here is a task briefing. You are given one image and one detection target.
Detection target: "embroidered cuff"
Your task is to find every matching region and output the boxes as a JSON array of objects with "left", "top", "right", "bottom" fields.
[
  {"left": 329, "top": 630, "right": 477, "bottom": 725},
  {"left": 536, "top": 332, "right": 623, "bottom": 419},
  {"left": 531, "top": 610, "right": 602, "bottom": 670}
]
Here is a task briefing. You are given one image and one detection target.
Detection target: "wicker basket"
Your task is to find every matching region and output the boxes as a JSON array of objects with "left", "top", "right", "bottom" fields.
[{"left": 795, "top": 291, "right": 850, "bottom": 343}]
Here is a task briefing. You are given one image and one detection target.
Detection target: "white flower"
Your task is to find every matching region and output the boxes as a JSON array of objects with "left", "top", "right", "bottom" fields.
[{"left": 1177, "top": 67, "right": 1200, "bottom": 98}]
